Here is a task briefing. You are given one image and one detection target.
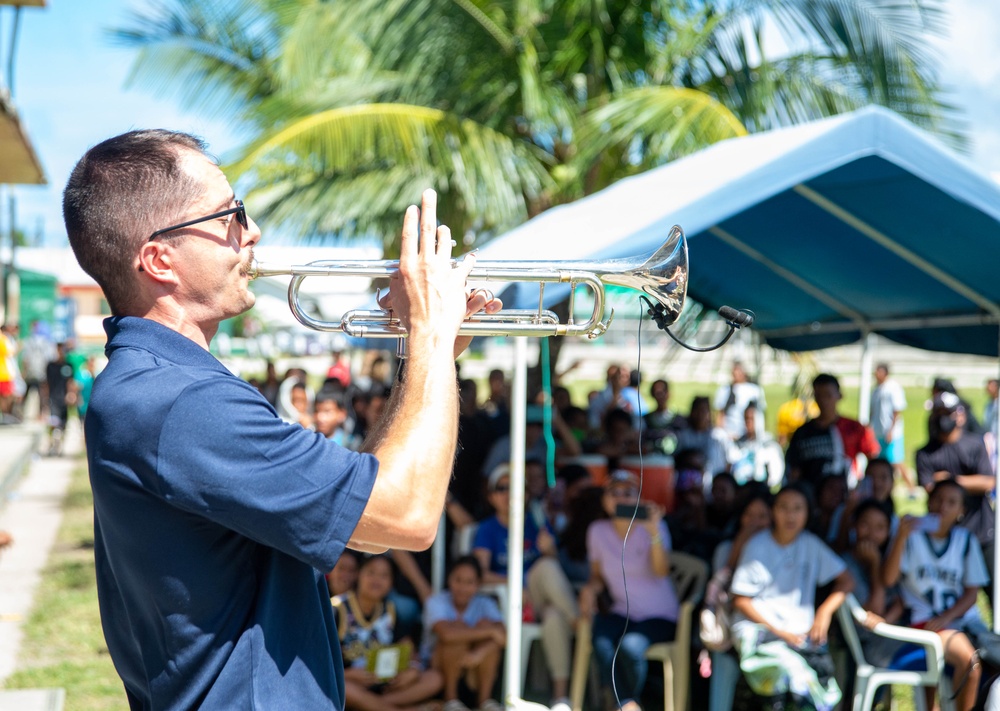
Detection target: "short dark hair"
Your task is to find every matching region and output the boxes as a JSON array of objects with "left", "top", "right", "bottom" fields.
[
  {"left": 449, "top": 554, "right": 482, "bottom": 580},
  {"left": 929, "top": 478, "right": 965, "bottom": 502},
  {"left": 314, "top": 388, "right": 347, "bottom": 411},
  {"left": 63, "top": 129, "right": 208, "bottom": 315},
  {"left": 812, "top": 373, "right": 840, "bottom": 392}
]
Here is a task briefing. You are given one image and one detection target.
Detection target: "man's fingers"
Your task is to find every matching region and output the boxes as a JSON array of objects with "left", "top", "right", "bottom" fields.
[
  {"left": 436, "top": 225, "right": 452, "bottom": 258},
  {"left": 419, "top": 189, "right": 437, "bottom": 254},
  {"left": 400, "top": 205, "right": 419, "bottom": 265}
]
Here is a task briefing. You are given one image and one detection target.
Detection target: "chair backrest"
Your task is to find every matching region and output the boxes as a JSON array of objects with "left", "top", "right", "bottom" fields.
[
  {"left": 669, "top": 551, "right": 709, "bottom": 606},
  {"left": 835, "top": 594, "right": 868, "bottom": 664}
]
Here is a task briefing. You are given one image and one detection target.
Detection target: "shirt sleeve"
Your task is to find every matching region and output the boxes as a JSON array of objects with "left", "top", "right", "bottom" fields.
[
  {"left": 964, "top": 534, "right": 991, "bottom": 588},
  {"left": 892, "top": 384, "right": 907, "bottom": 412},
  {"left": 915, "top": 448, "right": 935, "bottom": 487},
  {"left": 813, "top": 535, "right": 848, "bottom": 586},
  {"left": 730, "top": 537, "right": 772, "bottom": 598},
  {"left": 157, "top": 377, "right": 378, "bottom": 572},
  {"left": 423, "top": 593, "right": 455, "bottom": 631}
]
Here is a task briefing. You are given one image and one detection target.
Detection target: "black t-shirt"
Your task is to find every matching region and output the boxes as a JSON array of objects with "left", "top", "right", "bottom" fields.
[
  {"left": 46, "top": 360, "right": 73, "bottom": 408},
  {"left": 916, "top": 432, "right": 995, "bottom": 544},
  {"left": 785, "top": 419, "right": 845, "bottom": 488}
]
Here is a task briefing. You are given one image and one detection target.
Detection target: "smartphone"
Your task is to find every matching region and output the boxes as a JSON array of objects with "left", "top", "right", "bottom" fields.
[
  {"left": 915, "top": 514, "right": 941, "bottom": 533},
  {"left": 615, "top": 503, "right": 649, "bottom": 520}
]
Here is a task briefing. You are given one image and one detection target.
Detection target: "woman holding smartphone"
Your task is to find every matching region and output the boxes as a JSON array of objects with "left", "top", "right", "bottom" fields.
[{"left": 578, "top": 470, "right": 677, "bottom": 711}]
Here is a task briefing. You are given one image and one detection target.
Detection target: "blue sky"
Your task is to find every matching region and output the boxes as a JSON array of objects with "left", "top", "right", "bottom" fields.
[{"left": 7, "top": 0, "right": 1000, "bottom": 247}]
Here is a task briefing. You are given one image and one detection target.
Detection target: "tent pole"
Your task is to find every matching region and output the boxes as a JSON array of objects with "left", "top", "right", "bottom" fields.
[
  {"left": 858, "top": 332, "right": 875, "bottom": 426},
  {"left": 505, "top": 337, "right": 527, "bottom": 707}
]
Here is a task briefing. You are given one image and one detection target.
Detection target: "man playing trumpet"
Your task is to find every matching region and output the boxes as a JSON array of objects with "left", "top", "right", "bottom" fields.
[{"left": 63, "top": 129, "right": 500, "bottom": 710}]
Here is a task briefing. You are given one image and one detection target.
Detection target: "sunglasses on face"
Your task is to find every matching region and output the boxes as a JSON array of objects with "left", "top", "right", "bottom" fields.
[
  {"left": 148, "top": 199, "right": 248, "bottom": 241},
  {"left": 608, "top": 487, "right": 638, "bottom": 498}
]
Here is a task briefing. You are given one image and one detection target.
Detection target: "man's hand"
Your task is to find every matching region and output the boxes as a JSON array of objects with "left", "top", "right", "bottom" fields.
[{"left": 378, "top": 190, "right": 501, "bottom": 356}]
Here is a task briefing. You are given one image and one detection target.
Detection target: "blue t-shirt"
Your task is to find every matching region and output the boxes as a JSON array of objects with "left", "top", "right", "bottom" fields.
[
  {"left": 421, "top": 591, "right": 503, "bottom": 662},
  {"left": 472, "top": 515, "right": 547, "bottom": 576},
  {"left": 87, "top": 317, "right": 379, "bottom": 710}
]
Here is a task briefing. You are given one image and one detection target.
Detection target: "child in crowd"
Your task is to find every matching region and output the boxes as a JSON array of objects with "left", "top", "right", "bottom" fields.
[
  {"left": 730, "top": 484, "right": 854, "bottom": 711},
  {"left": 423, "top": 556, "right": 505, "bottom": 711},
  {"left": 327, "top": 549, "right": 360, "bottom": 597},
  {"left": 578, "top": 470, "right": 677, "bottom": 711},
  {"left": 313, "top": 387, "right": 355, "bottom": 448},
  {"left": 333, "top": 555, "right": 442, "bottom": 711},
  {"left": 883, "top": 480, "right": 990, "bottom": 711},
  {"left": 840, "top": 499, "right": 905, "bottom": 674},
  {"left": 833, "top": 457, "right": 897, "bottom": 552}
]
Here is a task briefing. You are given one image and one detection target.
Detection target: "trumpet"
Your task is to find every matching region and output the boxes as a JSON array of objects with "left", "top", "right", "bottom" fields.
[{"left": 250, "top": 225, "right": 688, "bottom": 341}]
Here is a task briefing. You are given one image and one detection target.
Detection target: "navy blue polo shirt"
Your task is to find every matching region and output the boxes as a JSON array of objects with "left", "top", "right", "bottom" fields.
[{"left": 86, "top": 317, "right": 378, "bottom": 710}]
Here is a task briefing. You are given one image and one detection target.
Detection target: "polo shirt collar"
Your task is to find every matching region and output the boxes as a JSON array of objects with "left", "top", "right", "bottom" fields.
[{"left": 104, "top": 316, "right": 232, "bottom": 373}]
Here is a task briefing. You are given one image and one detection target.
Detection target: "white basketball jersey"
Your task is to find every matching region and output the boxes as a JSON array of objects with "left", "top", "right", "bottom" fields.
[{"left": 899, "top": 526, "right": 989, "bottom": 625}]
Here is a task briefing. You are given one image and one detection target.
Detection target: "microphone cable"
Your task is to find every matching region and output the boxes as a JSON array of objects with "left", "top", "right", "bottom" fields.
[{"left": 609, "top": 298, "right": 754, "bottom": 708}]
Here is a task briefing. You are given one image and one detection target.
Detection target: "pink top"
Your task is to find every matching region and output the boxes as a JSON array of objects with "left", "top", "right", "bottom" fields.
[{"left": 587, "top": 520, "right": 679, "bottom": 621}]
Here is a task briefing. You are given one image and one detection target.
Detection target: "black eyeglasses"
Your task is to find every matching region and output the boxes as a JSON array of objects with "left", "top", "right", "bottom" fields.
[{"left": 148, "top": 200, "right": 247, "bottom": 241}]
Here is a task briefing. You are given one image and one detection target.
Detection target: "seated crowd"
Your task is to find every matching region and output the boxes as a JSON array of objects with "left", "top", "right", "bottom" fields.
[{"left": 249, "top": 355, "right": 1000, "bottom": 711}]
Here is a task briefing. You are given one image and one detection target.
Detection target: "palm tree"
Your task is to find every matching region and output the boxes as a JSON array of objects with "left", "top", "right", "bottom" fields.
[{"left": 113, "top": 0, "right": 958, "bottom": 252}]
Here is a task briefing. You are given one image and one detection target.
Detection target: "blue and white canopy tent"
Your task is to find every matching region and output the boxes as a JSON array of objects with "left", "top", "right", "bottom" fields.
[{"left": 472, "top": 106, "right": 1000, "bottom": 704}]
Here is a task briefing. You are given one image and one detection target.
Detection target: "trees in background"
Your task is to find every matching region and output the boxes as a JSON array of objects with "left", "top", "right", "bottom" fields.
[{"left": 113, "top": 0, "right": 959, "bottom": 253}]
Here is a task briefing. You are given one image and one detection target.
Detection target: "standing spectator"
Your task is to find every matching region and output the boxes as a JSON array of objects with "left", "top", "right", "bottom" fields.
[
  {"left": 277, "top": 366, "right": 313, "bottom": 426},
  {"left": 931, "top": 377, "right": 982, "bottom": 434},
  {"left": 714, "top": 361, "right": 766, "bottom": 441},
  {"left": 729, "top": 403, "right": 785, "bottom": 488},
  {"left": 18, "top": 320, "right": 55, "bottom": 420},
  {"left": 326, "top": 336, "right": 352, "bottom": 388},
  {"left": 258, "top": 360, "right": 280, "bottom": 406},
  {"left": 916, "top": 392, "right": 996, "bottom": 595},
  {"left": 870, "top": 363, "right": 914, "bottom": 488},
  {"left": 775, "top": 375, "right": 819, "bottom": 448},
  {"left": 588, "top": 364, "right": 643, "bottom": 430},
  {"left": 985, "top": 378, "right": 999, "bottom": 474},
  {"left": 644, "top": 378, "right": 685, "bottom": 454},
  {"left": 423, "top": 556, "right": 505, "bottom": 711},
  {"left": 0, "top": 324, "right": 17, "bottom": 422},
  {"left": 45, "top": 342, "right": 76, "bottom": 456},
  {"left": 76, "top": 355, "right": 99, "bottom": 424},
  {"left": 985, "top": 378, "right": 999, "bottom": 436},
  {"left": 675, "top": 396, "right": 730, "bottom": 477},
  {"left": 578, "top": 470, "right": 677, "bottom": 711},
  {"left": 785, "top": 373, "right": 879, "bottom": 491}
]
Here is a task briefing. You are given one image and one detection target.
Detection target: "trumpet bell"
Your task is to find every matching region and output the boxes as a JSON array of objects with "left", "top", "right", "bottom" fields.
[{"left": 249, "top": 224, "right": 688, "bottom": 339}]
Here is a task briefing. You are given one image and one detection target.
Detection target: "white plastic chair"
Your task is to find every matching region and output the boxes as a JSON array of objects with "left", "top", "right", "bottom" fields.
[
  {"left": 836, "top": 593, "right": 954, "bottom": 711},
  {"left": 570, "top": 552, "right": 708, "bottom": 711},
  {"left": 481, "top": 582, "right": 543, "bottom": 693}
]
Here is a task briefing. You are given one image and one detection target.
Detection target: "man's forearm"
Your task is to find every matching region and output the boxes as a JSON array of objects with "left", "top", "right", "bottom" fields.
[{"left": 353, "top": 333, "right": 459, "bottom": 551}]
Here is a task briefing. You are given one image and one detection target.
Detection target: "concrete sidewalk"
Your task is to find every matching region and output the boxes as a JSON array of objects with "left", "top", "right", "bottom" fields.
[{"left": 0, "top": 420, "right": 80, "bottom": 710}]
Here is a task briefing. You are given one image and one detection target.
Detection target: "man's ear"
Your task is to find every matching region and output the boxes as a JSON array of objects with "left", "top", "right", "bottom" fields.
[{"left": 137, "top": 241, "right": 180, "bottom": 284}]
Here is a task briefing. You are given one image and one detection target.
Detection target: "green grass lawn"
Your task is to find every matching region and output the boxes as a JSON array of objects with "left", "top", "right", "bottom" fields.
[{"left": 1, "top": 458, "right": 123, "bottom": 709}]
